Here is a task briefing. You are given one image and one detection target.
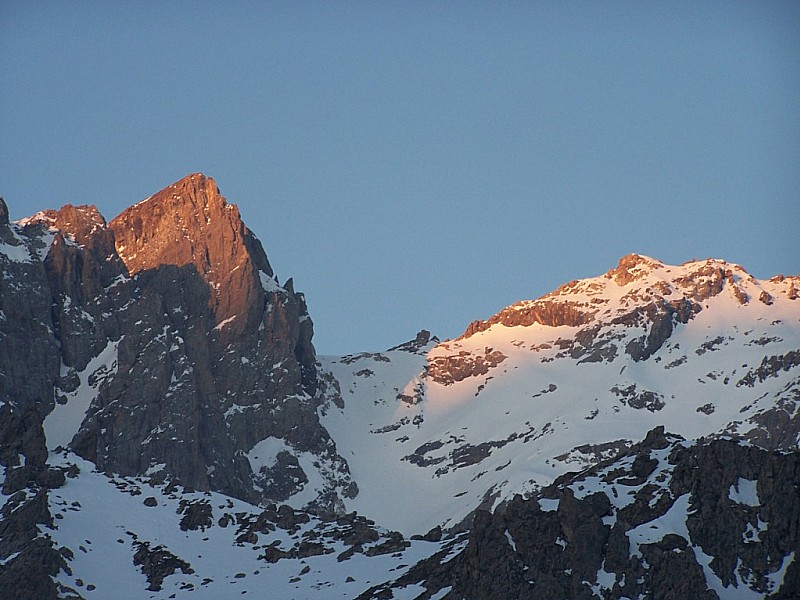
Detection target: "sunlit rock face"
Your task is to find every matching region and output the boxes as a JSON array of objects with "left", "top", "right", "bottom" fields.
[
  {"left": 111, "top": 174, "right": 275, "bottom": 338},
  {"left": 459, "top": 253, "right": 798, "bottom": 363},
  {"left": 1, "top": 176, "right": 355, "bottom": 517},
  {"left": 108, "top": 174, "right": 322, "bottom": 446}
]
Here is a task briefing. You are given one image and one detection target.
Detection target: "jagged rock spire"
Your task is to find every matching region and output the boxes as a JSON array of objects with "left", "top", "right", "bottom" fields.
[
  {"left": 0, "top": 197, "right": 9, "bottom": 226},
  {"left": 110, "top": 173, "right": 275, "bottom": 334}
]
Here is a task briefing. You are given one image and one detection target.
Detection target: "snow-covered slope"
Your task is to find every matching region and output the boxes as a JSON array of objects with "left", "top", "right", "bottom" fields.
[
  {"left": 362, "top": 428, "right": 800, "bottom": 599},
  {"left": 29, "top": 452, "right": 448, "bottom": 600},
  {"left": 321, "top": 255, "right": 800, "bottom": 535}
]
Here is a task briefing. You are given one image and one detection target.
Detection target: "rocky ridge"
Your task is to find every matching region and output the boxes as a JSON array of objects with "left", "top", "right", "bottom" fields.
[
  {"left": 458, "top": 253, "right": 798, "bottom": 365},
  {"left": 361, "top": 427, "right": 800, "bottom": 599},
  {"left": 0, "top": 174, "right": 355, "bottom": 526}
]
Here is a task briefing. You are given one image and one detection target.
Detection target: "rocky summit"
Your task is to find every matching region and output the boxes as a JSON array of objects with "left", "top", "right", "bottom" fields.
[
  {"left": 1, "top": 175, "right": 798, "bottom": 599},
  {"left": 0, "top": 175, "right": 354, "bottom": 597}
]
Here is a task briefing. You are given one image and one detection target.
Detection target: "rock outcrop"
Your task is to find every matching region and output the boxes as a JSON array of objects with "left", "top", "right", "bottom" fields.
[
  {"left": 458, "top": 254, "right": 799, "bottom": 364},
  {"left": 362, "top": 428, "right": 800, "bottom": 599}
]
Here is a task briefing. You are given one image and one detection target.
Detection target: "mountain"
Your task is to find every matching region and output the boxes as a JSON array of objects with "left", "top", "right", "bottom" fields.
[
  {"left": 1, "top": 175, "right": 798, "bottom": 599},
  {"left": 322, "top": 253, "right": 800, "bottom": 534},
  {"left": 0, "top": 175, "right": 353, "bottom": 597},
  {"left": 2, "top": 174, "right": 354, "bottom": 511}
]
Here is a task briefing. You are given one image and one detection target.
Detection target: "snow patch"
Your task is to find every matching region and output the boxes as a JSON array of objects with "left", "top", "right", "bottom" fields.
[
  {"left": 767, "top": 552, "right": 795, "bottom": 595},
  {"left": 538, "top": 498, "right": 559, "bottom": 512},
  {"left": 145, "top": 463, "right": 167, "bottom": 476},
  {"left": 213, "top": 315, "right": 237, "bottom": 331},
  {"left": 0, "top": 235, "right": 33, "bottom": 262},
  {"left": 728, "top": 477, "right": 759, "bottom": 507},
  {"left": 429, "top": 587, "right": 453, "bottom": 600},
  {"left": 626, "top": 494, "right": 691, "bottom": 558},
  {"left": 259, "top": 271, "right": 284, "bottom": 293},
  {"left": 505, "top": 529, "right": 517, "bottom": 551},
  {"left": 44, "top": 340, "right": 120, "bottom": 450},
  {"left": 246, "top": 437, "right": 289, "bottom": 474}
]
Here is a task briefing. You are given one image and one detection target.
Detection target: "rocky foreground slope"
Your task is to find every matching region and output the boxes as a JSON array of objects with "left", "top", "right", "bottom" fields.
[
  {"left": 1, "top": 175, "right": 798, "bottom": 598},
  {"left": 362, "top": 428, "right": 800, "bottom": 599}
]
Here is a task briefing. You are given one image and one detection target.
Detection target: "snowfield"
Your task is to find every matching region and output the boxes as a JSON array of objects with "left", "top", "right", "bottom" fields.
[{"left": 44, "top": 453, "right": 449, "bottom": 599}]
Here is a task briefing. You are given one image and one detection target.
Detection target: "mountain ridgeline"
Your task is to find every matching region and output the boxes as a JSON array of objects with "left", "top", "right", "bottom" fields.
[
  {"left": 2, "top": 174, "right": 353, "bottom": 512},
  {"left": 0, "top": 174, "right": 798, "bottom": 599}
]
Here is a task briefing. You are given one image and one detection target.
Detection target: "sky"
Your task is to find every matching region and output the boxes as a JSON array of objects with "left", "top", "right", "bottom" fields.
[{"left": 2, "top": 1, "right": 799, "bottom": 355}]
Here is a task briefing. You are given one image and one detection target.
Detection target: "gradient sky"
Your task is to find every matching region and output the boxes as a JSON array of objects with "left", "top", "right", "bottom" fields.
[{"left": 2, "top": 1, "right": 799, "bottom": 355}]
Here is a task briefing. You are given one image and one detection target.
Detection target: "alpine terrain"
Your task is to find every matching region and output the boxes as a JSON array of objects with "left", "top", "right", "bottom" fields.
[{"left": 1, "top": 174, "right": 798, "bottom": 599}]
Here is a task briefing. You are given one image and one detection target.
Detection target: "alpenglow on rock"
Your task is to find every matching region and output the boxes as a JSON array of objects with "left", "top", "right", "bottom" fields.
[{"left": 1, "top": 174, "right": 355, "bottom": 516}]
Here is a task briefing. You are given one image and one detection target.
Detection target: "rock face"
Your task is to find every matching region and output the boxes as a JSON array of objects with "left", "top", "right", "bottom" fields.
[
  {"left": 113, "top": 175, "right": 293, "bottom": 343},
  {"left": 459, "top": 254, "right": 797, "bottom": 364},
  {"left": 362, "top": 428, "right": 800, "bottom": 599},
  {"left": 1, "top": 174, "right": 354, "bottom": 513},
  {"left": 110, "top": 173, "right": 317, "bottom": 394},
  {"left": 0, "top": 207, "right": 83, "bottom": 600},
  {"left": 0, "top": 174, "right": 358, "bottom": 598}
]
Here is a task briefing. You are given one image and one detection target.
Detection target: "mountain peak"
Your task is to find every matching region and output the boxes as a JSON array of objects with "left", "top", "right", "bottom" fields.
[
  {"left": 133, "top": 172, "right": 221, "bottom": 207},
  {"left": 111, "top": 173, "right": 242, "bottom": 272},
  {"left": 606, "top": 253, "right": 664, "bottom": 285},
  {"left": 458, "top": 254, "right": 798, "bottom": 344},
  {"left": 109, "top": 174, "right": 275, "bottom": 331}
]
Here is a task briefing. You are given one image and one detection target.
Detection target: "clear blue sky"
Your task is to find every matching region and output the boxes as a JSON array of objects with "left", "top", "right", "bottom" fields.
[{"left": 2, "top": 1, "right": 799, "bottom": 355}]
